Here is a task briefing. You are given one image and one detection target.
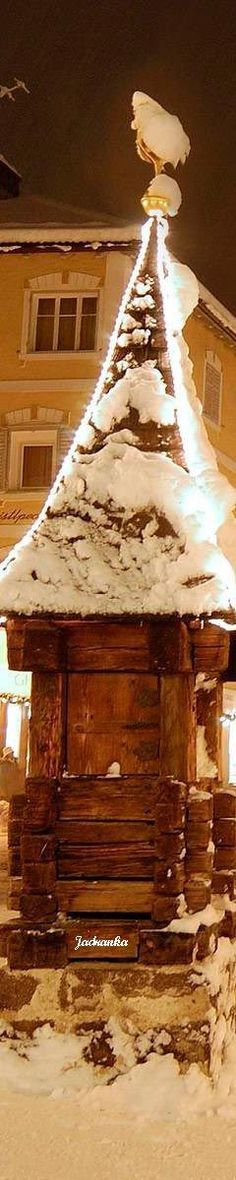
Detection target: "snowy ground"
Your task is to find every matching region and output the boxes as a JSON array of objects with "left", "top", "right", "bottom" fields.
[
  {"left": 1, "top": 1087, "right": 236, "bottom": 1180},
  {"left": 1, "top": 1027, "right": 236, "bottom": 1178}
]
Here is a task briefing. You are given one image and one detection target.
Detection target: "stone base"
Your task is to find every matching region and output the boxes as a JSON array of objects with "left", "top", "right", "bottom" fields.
[{"left": 0, "top": 935, "right": 235, "bottom": 1081}]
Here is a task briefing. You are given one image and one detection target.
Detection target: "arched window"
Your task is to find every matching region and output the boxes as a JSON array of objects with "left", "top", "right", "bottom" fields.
[{"left": 21, "top": 272, "right": 101, "bottom": 355}]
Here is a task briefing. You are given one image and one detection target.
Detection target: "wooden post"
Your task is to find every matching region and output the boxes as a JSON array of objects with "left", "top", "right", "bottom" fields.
[
  {"left": 159, "top": 674, "right": 196, "bottom": 782},
  {"left": 20, "top": 670, "right": 66, "bottom": 924},
  {"left": 29, "top": 671, "right": 65, "bottom": 780}
]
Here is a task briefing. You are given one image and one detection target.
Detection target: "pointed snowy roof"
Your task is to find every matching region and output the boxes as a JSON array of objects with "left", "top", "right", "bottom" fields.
[
  {"left": 1, "top": 82, "right": 236, "bottom": 622},
  {"left": 0, "top": 212, "right": 236, "bottom": 621}
]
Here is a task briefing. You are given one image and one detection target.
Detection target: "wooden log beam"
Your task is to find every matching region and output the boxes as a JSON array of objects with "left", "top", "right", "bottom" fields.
[
  {"left": 150, "top": 620, "right": 192, "bottom": 673},
  {"left": 57, "top": 879, "right": 153, "bottom": 914},
  {"left": 139, "top": 923, "right": 218, "bottom": 965},
  {"left": 6, "top": 619, "right": 66, "bottom": 672},
  {"left": 59, "top": 776, "right": 157, "bottom": 821},
  {"left": 184, "top": 876, "right": 211, "bottom": 912},
  {"left": 8, "top": 929, "right": 67, "bottom": 970},
  {"left": 189, "top": 623, "right": 229, "bottom": 674},
  {"left": 58, "top": 844, "right": 153, "bottom": 879},
  {"left": 67, "top": 620, "right": 151, "bottom": 672},
  {"left": 56, "top": 819, "right": 153, "bottom": 844}
]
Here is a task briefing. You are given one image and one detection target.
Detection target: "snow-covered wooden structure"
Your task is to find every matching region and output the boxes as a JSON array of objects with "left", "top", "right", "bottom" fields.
[{"left": 1, "top": 93, "right": 236, "bottom": 969}]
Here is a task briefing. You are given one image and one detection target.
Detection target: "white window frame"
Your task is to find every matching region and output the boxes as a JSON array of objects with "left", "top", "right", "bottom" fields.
[
  {"left": 20, "top": 272, "right": 103, "bottom": 358},
  {"left": 8, "top": 429, "right": 58, "bottom": 491},
  {"left": 202, "top": 350, "right": 223, "bottom": 429},
  {"left": 28, "top": 291, "right": 100, "bottom": 355}
]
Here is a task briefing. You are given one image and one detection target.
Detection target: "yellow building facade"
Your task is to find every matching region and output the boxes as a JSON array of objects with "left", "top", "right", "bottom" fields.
[
  {"left": 185, "top": 291, "right": 236, "bottom": 488},
  {"left": 0, "top": 163, "right": 235, "bottom": 559}
]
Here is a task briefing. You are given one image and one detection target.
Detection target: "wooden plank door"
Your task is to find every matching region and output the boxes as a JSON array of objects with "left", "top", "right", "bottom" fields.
[{"left": 67, "top": 672, "right": 160, "bottom": 776}]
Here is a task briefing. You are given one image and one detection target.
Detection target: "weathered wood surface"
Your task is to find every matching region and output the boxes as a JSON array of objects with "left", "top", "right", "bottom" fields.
[
  {"left": 24, "top": 797, "right": 58, "bottom": 832},
  {"left": 67, "top": 730, "right": 160, "bottom": 776},
  {"left": 8, "top": 797, "right": 25, "bottom": 904},
  {"left": 154, "top": 831, "right": 185, "bottom": 860},
  {"left": 57, "top": 879, "right": 153, "bottom": 914},
  {"left": 67, "top": 672, "right": 160, "bottom": 776},
  {"left": 214, "top": 819, "right": 236, "bottom": 847},
  {"left": 8, "top": 929, "right": 67, "bottom": 971},
  {"left": 190, "top": 623, "right": 230, "bottom": 673},
  {"left": 185, "top": 849, "right": 214, "bottom": 877},
  {"left": 66, "top": 619, "right": 193, "bottom": 673},
  {"left": 8, "top": 849, "right": 21, "bottom": 876},
  {"left": 186, "top": 791, "right": 213, "bottom": 823},
  {"left": 59, "top": 776, "right": 157, "bottom": 820},
  {"left": 8, "top": 877, "right": 21, "bottom": 909},
  {"left": 155, "top": 778, "right": 187, "bottom": 805},
  {"left": 8, "top": 796, "right": 25, "bottom": 821},
  {"left": 159, "top": 675, "right": 196, "bottom": 781},
  {"left": 22, "top": 862, "right": 57, "bottom": 892},
  {"left": 184, "top": 875, "right": 211, "bottom": 913},
  {"left": 152, "top": 894, "right": 182, "bottom": 922},
  {"left": 139, "top": 923, "right": 217, "bottom": 965},
  {"left": 214, "top": 847, "right": 236, "bottom": 870},
  {"left": 20, "top": 892, "right": 58, "bottom": 921},
  {"left": 154, "top": 861, "right": 184, "bottom": 895},
  {"left": 67, "top": 621, "right": 151, "bottom": 671},
  {"left": 57, "top": 820, "right": 153, "bottom": 844},
  {"left": 29, "top": 673, "right": 65, "bottom": 780},
  {"left": 20, "top": 779, "right": 59, "bottom": 922},
  {"left": 21, "top": 833, "right": 58, "bottom": 862},
  {"left": 67, "top": 920, "right": 139, "bottom": 959},
  {"left": 150, "top": 621, "right": 192, "bottom": 673},
  {"left": 154, "top": 802, "right": 186, "bottom": 833},
  {"left": 58, "top": 844, "right": 153, "bottom": 879},
  {"left": 6, "top": 619, "right": 65, "bottom": 671},
  {"left": 214, "top": 789, "right": 236, "bottom": 820},
  {"left": 186, "top": 820, "right": 212, "bottom": 850},
  {"left": 8, "top": 819, "right": 23, "bottom": 848}
]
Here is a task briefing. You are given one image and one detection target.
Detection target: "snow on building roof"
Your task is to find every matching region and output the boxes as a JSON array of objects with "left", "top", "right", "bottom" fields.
[
  {"left": 198, "top": 285, "right": 236, "bottom": 346},
  {"left": 0, "top": 215, "right": 236, "bottom": 621},
  {"left": 0, "top": 191, "right": 139, "bottom": 243}
]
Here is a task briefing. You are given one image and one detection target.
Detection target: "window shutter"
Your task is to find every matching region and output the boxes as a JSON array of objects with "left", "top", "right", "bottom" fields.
[
  {"left": 203, "top": 359, "right": 222, "bottom": 425},
  {"left": 57, "top": 427, "right": 76, "bottom": 473},
  {"left": 0, "top": 429, "right": 8, "bottom": 490}
]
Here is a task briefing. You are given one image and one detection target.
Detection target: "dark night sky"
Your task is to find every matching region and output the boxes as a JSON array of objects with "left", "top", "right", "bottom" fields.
[{"left": 0, "top": 0, "right": 236, "bottom": 311}]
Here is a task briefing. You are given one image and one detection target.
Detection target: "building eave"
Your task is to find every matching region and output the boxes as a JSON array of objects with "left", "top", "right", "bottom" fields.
[{"left": 0, "top": 223, "right": 141, "bottom": 245}]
